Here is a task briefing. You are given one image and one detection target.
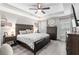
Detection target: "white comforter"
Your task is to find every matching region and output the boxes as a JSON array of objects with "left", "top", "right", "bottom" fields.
[{"left": 17, "top": 33, "right": 49, "bottom": 49}]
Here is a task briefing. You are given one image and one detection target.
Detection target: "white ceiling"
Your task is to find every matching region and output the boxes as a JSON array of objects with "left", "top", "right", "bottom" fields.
[{"left": 0, "top": 3, "right": 72, "bottom": 20}]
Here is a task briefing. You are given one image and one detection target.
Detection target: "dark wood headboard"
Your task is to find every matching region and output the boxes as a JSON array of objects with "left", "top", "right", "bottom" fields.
[{"left": 16, "top": 24, "right": 33, "bottom": 35}]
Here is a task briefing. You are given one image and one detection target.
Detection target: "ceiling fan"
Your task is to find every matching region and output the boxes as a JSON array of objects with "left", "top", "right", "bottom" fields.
[{"left": 29, "top": 3, "right": 50, "bottom": 14}]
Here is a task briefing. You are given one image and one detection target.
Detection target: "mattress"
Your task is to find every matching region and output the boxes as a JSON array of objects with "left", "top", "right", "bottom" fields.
[{"left": 17, "top": 33, "right": 49, "bottom": 49}]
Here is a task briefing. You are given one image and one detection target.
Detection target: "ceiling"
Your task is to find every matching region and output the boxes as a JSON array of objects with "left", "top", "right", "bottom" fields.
[{"left": 0, "top": 3, "right": 72, "bottom": 20}]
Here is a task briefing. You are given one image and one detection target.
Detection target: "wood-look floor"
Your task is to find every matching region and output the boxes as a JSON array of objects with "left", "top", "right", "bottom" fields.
[{"left": 12, "top": 40, "right": 66, "bottom": 55}]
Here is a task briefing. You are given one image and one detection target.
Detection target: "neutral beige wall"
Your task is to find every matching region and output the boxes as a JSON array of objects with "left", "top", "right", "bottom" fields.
[{"left": 0, "top": 14, "right": 1, "bottom": 46}]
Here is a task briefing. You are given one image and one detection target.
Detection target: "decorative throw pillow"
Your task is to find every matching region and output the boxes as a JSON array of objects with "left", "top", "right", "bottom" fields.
[
  {"left": 26, "top": 29, "right": 33, "bottom": 33},
  {"left": 19, "top": 30, "right": 26, "bottom": 34}
]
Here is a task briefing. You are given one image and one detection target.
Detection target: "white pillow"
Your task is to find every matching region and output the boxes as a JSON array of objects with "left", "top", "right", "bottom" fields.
[
  {"left": 19, "top": 30, "right": 26, "bottom": 34},
  {"left": 26, "top": 29, "right": 33, "bottom": 33}
]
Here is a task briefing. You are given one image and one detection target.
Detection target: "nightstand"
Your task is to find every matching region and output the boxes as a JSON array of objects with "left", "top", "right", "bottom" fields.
[{"left": 3, "top": 36, "right": 16, "bottom": 46}]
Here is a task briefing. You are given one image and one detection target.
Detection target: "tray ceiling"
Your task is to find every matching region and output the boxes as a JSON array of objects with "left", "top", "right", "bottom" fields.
[{"left": 0, "top": 3, "right": 72, "bottom": 20}]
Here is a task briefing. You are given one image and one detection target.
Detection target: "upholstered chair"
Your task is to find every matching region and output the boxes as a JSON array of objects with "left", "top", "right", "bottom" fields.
[{"left": 0, "top": 44, "right": 13, "bottom": 55}]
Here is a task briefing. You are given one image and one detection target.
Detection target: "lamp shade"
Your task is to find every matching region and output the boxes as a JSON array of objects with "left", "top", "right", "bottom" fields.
[{"left": 72, "top": 19, "right": 76, "bottom": 27}]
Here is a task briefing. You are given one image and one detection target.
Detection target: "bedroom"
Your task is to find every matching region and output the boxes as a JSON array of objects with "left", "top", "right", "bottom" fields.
[{"left": 0, "top": 3, "right": 79, "bottom": 55}]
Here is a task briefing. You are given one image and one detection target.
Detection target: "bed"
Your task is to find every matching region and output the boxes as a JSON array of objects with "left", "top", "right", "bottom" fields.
[{"left": 16, "top": 24, "right": 50, "bottom": 55}]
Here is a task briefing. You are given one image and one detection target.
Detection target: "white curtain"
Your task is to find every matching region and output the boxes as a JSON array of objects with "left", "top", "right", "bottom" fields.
[{"left": 39, "top": 21, "right": 47, "bottom": 33}]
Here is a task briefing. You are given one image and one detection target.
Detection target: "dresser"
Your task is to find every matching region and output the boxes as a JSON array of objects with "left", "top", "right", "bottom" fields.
[
  {"left": 66, "top": 33, "right": 79, "bottom": 55},
  {"left": 47, "top": 26, "right": 57, "bottom": 40}
]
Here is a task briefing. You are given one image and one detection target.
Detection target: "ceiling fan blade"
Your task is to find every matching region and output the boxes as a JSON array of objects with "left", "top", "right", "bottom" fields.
[
  {"left": 41, "top": 10, "right": 45, "bottom": 14},
  {"left": 42, "top": 7, "right": 50, "bottom": 10},
  {"left": 29, "top": 8, "right": 37, "bottom": 10}
]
